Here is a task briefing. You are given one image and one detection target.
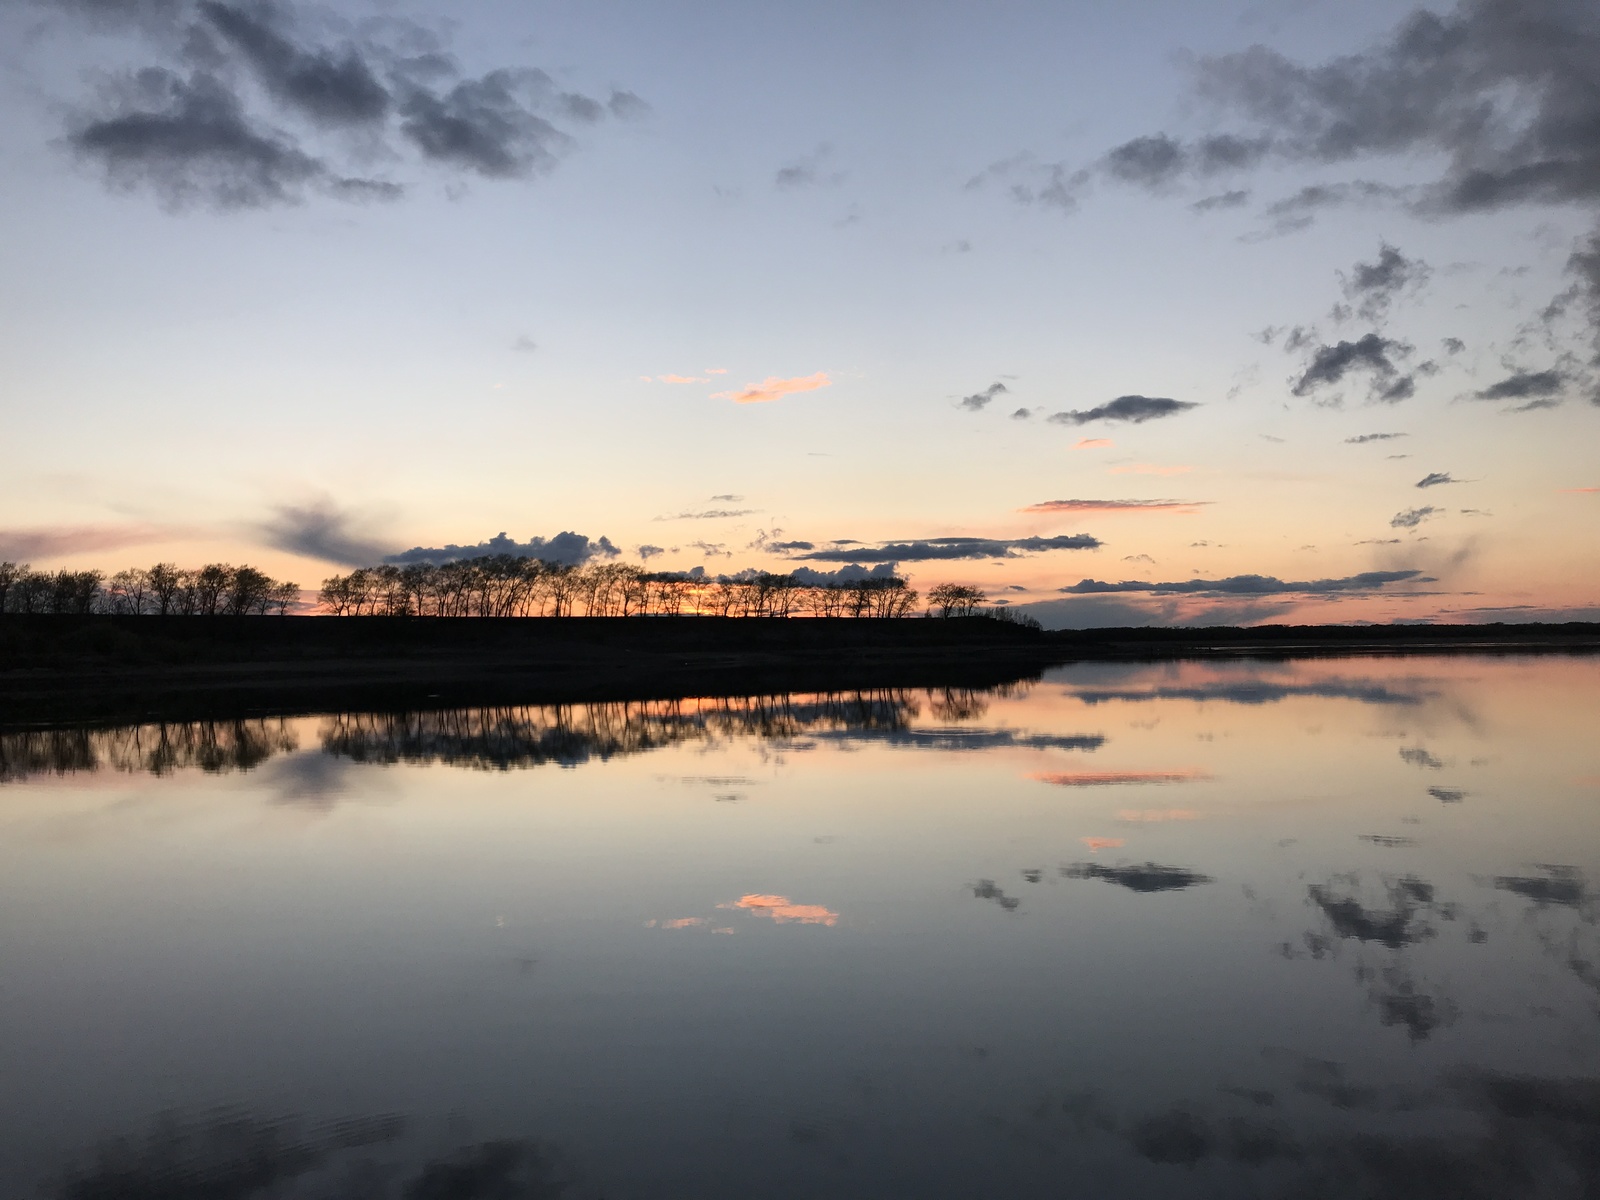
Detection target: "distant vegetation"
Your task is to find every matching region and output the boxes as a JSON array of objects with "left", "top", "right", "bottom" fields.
[
  {"left": 0, "top": 562, "right": 299, "bottom": 615},
  {"left": 317, "top": 558, "right": 922, "bottom": 617},
  {"left": 0, "top": 555, "right": 1043, "bottom": 625}
]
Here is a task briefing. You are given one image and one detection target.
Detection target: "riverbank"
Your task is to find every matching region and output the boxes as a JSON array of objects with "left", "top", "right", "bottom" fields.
[{"left": 2, "top": 614, "right": 1595, "bottom": 728}]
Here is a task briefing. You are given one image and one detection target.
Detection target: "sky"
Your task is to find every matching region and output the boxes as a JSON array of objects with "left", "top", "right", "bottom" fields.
[{"left": 0, "top": 0, "right": 1596, "bottom": 626}]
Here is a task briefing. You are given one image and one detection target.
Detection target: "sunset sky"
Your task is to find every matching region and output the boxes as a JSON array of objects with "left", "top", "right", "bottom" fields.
[{"left": 1, "top": 0, "right": 1596, "bottom": 625}]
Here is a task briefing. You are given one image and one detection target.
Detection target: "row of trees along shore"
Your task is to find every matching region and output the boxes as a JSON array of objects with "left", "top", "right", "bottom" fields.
[
  {"left": 0, "top": 556, "right": 1030, "bottom": 624},
  {"left": 0, "top": 563, "right": 299, "bottom": 615}
]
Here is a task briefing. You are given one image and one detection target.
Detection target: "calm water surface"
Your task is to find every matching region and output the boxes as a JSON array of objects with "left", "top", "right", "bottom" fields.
[{"left": 2, "top": 655, "right": 1597, "bottom": 1198}]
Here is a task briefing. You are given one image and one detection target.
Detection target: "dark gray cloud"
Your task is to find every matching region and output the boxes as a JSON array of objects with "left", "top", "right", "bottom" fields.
[
  {"left": 1191, "top": 188, "right": 1250, "bottom": 212},
  {"left": 791, "top": 534, "right": 1101, "bottom": 563},
  {"left": 787, "top": 563, "right": 903, "bottom": 585},
  {"left": 1493, "top": 865, "right": 1589, "bottom": 909},
  {"left": 635, "top": 544, "right": 664, "bottom": 561},
  {"left": 44, "top": 0, "right": 640, "bottom": 209},
  {"left": 386, "top": 530, "right": 619, "bottom": 567},
  {"left": 1103, "top": 134, "right": 1187, "bottom": 188},
  {"left": 775, "top": 144, "right": 842, "bottom": 189},
  {"left": 260, "top": 501, "right": 395, "bottom": 565},
  {"left": 1047, "top": 395, "right": 1198, "bottom": 425},
  {"left": 1390, "top": 506, "right": 1439, "bottom": 529},
  {"left": 1195, "top": 0, "right": 1600, "bottom": 214},
  {"left": 959, "top": 382, "right": 1008, "bottom": 411},
  {"left": 399, "top": 69, "right": 570, "bottom": 177},
  {"left": 1443, "top": 336, "right": 1467, "bottom": 354},
  {"left": 1346, "top": 431, "right": 1405, "bottom": 443},
  {"left": 1010, "top": 407, "right": 1033, "bottom": 419},
  {"left": 1416, "top": 472, "right": 1458, "bottom": 488},
  {"left": 1257, "top": 180, "right": 1407, "bottom": 234},
  {"left": 70, "top": 69, "right": 336, "bottom": 209},
  {"left": 1291, "top": 333, "right": 1414, "bottom": 401},
  {"left": 1474, "top": 369, "right": 1566, "bottom": 401},
  {"left": 198, "top": 1, "right": 390, "bottom": 126},
  {"left": 1342, "top": 243, "right": 1430, "bottom": 323},
  {"left": 606, "top": 89, "right": 650, "bottom": 120},
  {"left": 1060, "top": 569, "right": 1424, "bottom": 597},
  {"left": 1062, "top": 862, "right": 1214, "bottom": 893}
]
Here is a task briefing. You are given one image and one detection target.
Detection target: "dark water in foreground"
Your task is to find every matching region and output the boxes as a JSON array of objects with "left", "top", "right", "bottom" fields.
[{"left": 1, "top": 655, "right": 1598, "bottom": 1199}]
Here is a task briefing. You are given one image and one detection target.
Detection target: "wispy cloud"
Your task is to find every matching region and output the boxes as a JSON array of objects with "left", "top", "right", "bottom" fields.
[
  {"left": 0, "top": 523, "right": 176, "bottom": 563},
  {"left": 1390, "top": 506, "right": 1438, "bottom": 529},
  {"left": 1029, "top": 771, "right": 1210, "bottom": 787},
  {"left": 1415, "top": 472, "right": 1459, "bottom": 488},
  {"left": 960, "top": 382, "right": 1008, "bottom": 411},
  {"left": 713, "top": 372, "right": 832, "bottom": 404},
  {"left": 1048, "top": 395, "right": 1197, "bottom": 425},
  {"left": 260, "top": 501, "right": 394, "bottom": 565},
  {"left": 644, "top": 373, "right": 708, "bottom": 384},
  {"left": 1346, "top": 432, "right": 1405, "bottom": 444},
  {"left": 1074, "top": 438, "right": 1113, "bottom": 449},
  {"left": 789, "top": 535, "right": 1100, "bottom": 563},
  {"left": 654, "top": 509, "right": 756, "bottom": 521},
  {"left": 1019, "top": 499, "right": 1208, "bottom": 515},
  {"left": 1060, "top": 569, "right": 1425, "bottom": 596}
]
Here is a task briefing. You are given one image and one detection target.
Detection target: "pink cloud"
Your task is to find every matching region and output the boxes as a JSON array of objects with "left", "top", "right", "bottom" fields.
[
  {"left": 1018, "top": 499, "right": 1208, "bottom": 515},
  {"left": 0, "top": 524, "right": 176, "bottom": 563},
  {"left": 723, "top": 893, "right": 838, "bottom": 925},
  {"left": 1081, "top": 836, "right": 1126, "bottom": 852},
  {"left": 713, "top": 372, "right": 832, "bottom": 404},
  {"left": 705, "top": 367, "right": 729, "bottom": 375},
  {"left": 645, "top": 374, "right": 708, "bottom": 384},
  {"left": 1074, "top": 438, "right": 1113, "bottom": 449},
  {"left": 1561, "top": 486, "right": 1598, "bottom": 494}
]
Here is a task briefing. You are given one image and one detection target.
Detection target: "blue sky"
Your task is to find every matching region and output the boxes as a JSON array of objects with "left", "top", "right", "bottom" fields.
[{"left": 1, "top": 0, "right": 1596, "bottom": 624}]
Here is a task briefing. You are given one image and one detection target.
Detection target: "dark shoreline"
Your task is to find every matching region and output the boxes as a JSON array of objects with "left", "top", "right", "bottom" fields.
[{"left": 2, "top": 614, "right": 1596, "bottom": 729}]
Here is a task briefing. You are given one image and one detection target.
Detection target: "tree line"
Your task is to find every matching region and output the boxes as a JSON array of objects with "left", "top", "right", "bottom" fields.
[
  {"left": 317, "top": 557, "right": 924, "bottom": 617},
  {"left": 0, "top": 555, "right": 1041, "bottom": 625},
  {"left": 0, "top": 562, "right": 300, "bottom": 615}
]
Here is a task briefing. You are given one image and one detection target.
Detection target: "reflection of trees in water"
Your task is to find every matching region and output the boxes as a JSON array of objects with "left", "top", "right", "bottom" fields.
[
  {"left": 1, "top": 687, "right": 1028, "bottom": 783},
  {"left": 319, "top": 690, "right": 949, "bottom": 771},
  {"left": 51, "top": 1108, "right": 571, "bottom": 1200},
  {"left": 0, "top": 720, "right": 299, "bottom": 783}
]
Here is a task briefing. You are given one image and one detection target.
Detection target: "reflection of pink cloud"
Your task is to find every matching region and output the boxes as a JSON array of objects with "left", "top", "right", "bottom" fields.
[
  {"left": 713, "top": 372, "right": 832, "bottom": 404},
  {"left": 1030, "top": 770, "right": 1210, "bottom": 787},
  {"left": 1082, "top": 836, "right": 1125, "bottom": 851},
  {"left": 724, "top": 894, "right": 838, "bottom": 925},
  {"left": 1116, "top": 808, "right": 1204, "bottom": 822},
  {"left": 0, "top": 524, "right": 176, "bottom": 563},
  {"left": 1018, "top": 499, "right": 1207, "bottom": 515},
  {"left": 1074, "top": 438, "right": 1113, "bottom": 449},
  {"left": 1108, "top": 464, "right": 1192, "bottom": 476}
]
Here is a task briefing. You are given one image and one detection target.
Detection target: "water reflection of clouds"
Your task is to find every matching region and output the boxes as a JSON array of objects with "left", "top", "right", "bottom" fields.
[
  {"left": 722, "top": 894, "right": 839, "bottom": 925},
  {"left": 1030, "top": 770, "right": 1209, "bottom": 787}
]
